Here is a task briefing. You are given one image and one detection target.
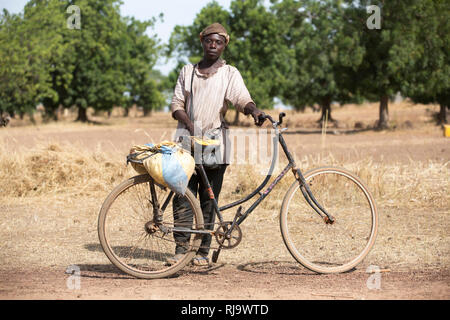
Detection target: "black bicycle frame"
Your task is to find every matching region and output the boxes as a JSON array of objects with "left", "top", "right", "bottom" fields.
[
  {"left": 221, "top": 130, "right": 294, "bottom": 226},
  {"left": 157, "top": 115, "right": 335, "bottom": 238},
  {"left": 194, "top": 125, "right": 334, "bottom": 230}
]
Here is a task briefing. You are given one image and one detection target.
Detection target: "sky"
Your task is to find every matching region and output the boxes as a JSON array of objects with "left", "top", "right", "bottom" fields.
[{"left": 0, "top": 0, "right": 234, "bottom": 75}]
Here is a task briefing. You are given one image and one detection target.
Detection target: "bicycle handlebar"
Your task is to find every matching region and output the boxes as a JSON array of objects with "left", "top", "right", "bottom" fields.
[{"left": 260, "top": 112, "right": 286, "bottom": 127}]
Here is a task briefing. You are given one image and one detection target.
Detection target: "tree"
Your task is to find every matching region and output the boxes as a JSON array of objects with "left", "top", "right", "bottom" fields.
[
  {"left": 122, "top": 16, "right": 165, "bottom": 117},
  {"left": 405, "top": 0, "right": 449, "bottom": 124},
  {"left": 58, "top": 0, "right": 139, "bottom": 122},
  {"left": 344, "top": 0, "right": 427, "bottom": 129},
  {"left": 272, "top": 0, "right": 366, "bottom": 124},
  {"left": 0, "top": 8, "right": 58, "bottom": 120},
  {"left": 1, "top": 0, "right": 164, "bottom": 122}
]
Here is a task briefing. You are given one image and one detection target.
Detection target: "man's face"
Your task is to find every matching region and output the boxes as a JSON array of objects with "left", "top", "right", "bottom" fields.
[{"left": 201, "top": 33, "right": 226, "bottom": 60}]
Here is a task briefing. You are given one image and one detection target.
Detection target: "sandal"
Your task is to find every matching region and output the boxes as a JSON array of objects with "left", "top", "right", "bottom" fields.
[
  {"left": 192, "top": 255, "right": 210, "bottom": 266},
  {"left": 166, "top": 253, "right": 185, "bottom": 266}
]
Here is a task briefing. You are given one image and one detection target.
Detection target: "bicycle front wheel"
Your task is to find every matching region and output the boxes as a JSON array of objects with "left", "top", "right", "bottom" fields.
[
  {"left": 280, "top": 167, "right": 378, "bottom": 273},
  {"left": 98, "top": 174, "right": 204, "bottom": 279}
]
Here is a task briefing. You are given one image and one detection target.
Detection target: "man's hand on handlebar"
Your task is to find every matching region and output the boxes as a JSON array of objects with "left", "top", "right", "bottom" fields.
[
  {"left": 252, "top": 110, "right": 266, "bottom": 126},
  {"left": 244, "top": 102, "right": 266, "bottom": 127}
]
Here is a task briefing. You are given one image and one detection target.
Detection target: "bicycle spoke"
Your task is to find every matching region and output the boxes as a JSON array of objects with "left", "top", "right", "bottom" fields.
[
  {"left": 99, "top": 175, "right": 205, "bottom": 278},
  {"left": 281, "top": 167, "right": 377, "bottom": 273},
  {"left": 124, "top": 231, "right": 147, "bottom": 266}
]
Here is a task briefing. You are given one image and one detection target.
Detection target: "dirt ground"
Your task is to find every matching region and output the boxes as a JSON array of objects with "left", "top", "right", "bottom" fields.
[
  {"left": 1, "top": 265, "right": 449, "bottom": 300},
  {"left": 0, "top": 102, "right": 449, "bottom": 300}
]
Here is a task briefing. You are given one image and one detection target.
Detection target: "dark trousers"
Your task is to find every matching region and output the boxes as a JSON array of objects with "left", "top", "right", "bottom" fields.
[{"left": 172, "top": 165, "right": 227, "bottom": 256}]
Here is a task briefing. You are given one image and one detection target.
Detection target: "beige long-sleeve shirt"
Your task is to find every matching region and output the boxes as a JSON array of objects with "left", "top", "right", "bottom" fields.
[{"left": 170, "top": 59, "right": 254, "bottom": 139}]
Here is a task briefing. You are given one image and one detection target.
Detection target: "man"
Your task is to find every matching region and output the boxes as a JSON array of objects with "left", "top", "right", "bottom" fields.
[{"left": 168, "top": 23, "right": 265, "bottom": 266}]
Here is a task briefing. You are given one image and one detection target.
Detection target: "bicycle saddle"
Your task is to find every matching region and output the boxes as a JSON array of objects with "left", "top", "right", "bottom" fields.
[{"left": 191, "top": 136, "right": 220, "bottom": 146}]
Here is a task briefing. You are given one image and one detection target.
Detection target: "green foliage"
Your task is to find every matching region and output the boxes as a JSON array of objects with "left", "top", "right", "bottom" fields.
[
  {"left": 1, "top": 0, "right": 447, "bottom": 126},
  {"left": 0, "top": 0, "right": 165, "bottom": 122},
  {"left": 272, "top": 0, "right": 365, "bottom": 119},
  {"left": 122, "top": 16, "right": 165, "bottom": 115},
  {"left": 0, "top": 6, "right": 61, "bottom": 118},
  {"left": 345, "top": 1, "right": 421, "bottom": 95},
  {"left": 167, "top": 0, "right": 448, "bottom": 127},
  {"left": 343, "top": 0, "right": 448, "bottom": 127},
  {"left": 404, "top": 0, "right": 450, "bottom": 123}
]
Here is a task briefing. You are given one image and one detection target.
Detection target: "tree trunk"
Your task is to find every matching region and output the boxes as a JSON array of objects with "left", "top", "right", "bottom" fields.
[
  {"left": 437, "top": 103, "right": 448, "bottom": 124},
  {"left": 42, "top": 99, "right": 58, "bottom": 122},
  {"left": 28, "top": 111, "right": 36, "bottom": 124},
  {"left": 317, "top": 96, "right": 334, "bottom": 124},
  {"left": 378, "top": 94, "right": 389, "bottom": 129},
  {"left": 43, "top": 109, "right": 58, "bottom": 122},
  {"left": 76, "top": 106, "right": 88, "bottom": 122},
  {"left": 232, "top": 109, "right": 240, "bottom": 125},
  {"left": 143, "top": 108, "right": 151, "bottom": 117},
  {"left": 123, "top": 106, "right": 129, "bottom": 117},
  {"left": 0, "top": 115, "right": 10, "bottom": 127}
]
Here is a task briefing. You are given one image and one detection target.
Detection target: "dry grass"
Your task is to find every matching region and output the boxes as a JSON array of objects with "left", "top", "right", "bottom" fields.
[
  {"left": 0, "top": 100, "right": 448, "bottom": 274},
  {"left": 223, "top": 99, "right": 442, "bottom": 131},
  {"left": 0, "top": 141, "right": 133, "bottom": 198},
  {"left": 220, "top": 153, "right": 449, "bottom": 211},
  {"left": 2, "top": 139, "right": 447, "bottom": 208}
]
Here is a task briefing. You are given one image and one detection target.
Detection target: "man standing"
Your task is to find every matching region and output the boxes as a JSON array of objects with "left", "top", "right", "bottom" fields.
[{"left": 169, "top": 23, "right": 265, "bottom": 266}]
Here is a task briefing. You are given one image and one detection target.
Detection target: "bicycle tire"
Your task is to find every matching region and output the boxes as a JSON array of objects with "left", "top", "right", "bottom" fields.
[
  {"left": 98, "top": 174, "right": 204, "bottom": 279},
  {"left": 280, "top": 167, "right": 378, "bottom": 274}
]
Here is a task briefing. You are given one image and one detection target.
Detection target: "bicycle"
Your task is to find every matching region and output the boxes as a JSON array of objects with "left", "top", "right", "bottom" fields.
[{"left": 98, "top": 113, "right": 378, "bottom": 279}]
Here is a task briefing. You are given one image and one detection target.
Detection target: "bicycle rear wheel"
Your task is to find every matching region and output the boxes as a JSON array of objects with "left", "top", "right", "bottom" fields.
[
  {"left": 98, "top": 174, "right": 203, "bottom": 279},
  {"left": 280, "top": 167, "right": 378, "bottom": 273}
]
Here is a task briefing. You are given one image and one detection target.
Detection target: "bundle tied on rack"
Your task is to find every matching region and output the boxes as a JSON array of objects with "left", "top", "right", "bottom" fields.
[{"left": 128, "top": 141, "right": 195, "bottom": 195}]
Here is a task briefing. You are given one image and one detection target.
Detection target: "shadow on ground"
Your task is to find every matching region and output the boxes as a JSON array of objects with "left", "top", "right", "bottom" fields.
[{"left": 236, "top": 261, "right": 357, "bottom": 275}]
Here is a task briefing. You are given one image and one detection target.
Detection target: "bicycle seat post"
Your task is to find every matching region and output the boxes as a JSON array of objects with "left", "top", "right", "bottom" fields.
[{"left": 149, "top": 180, "right": 163, "bottom": 223}]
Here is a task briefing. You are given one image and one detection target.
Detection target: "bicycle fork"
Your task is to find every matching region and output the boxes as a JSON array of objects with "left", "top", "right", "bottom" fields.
[
  {"left": 293, "top": 168, "right": 335, "bottom": 224},
  {"left": 277, "top": 129, "right": 335, "bottom": 224}
]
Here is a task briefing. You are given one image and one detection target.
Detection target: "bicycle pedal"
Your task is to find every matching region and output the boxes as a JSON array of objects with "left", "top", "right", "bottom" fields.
[{"left": 212, "top": 249, "right": 221, "bottom": 263}]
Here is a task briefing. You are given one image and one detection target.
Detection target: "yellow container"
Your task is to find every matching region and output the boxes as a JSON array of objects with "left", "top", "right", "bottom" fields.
[{"left": 445, "top": 125, "right": 450, "bottom": 137}]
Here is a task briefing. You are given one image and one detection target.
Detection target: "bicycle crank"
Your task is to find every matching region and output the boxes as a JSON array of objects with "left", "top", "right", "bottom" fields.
[{"left": 214, "top": 222, "right": 242, "bottom": 249}]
